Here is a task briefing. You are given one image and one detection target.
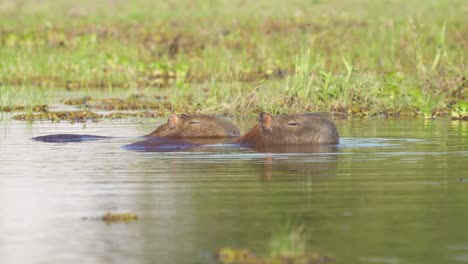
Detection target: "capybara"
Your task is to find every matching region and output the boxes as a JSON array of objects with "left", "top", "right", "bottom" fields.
[
  {"left": 146, "top": 114, "right": 240, "bottom": 138},
  {"left": 235, "top": 112, "right": 339, "bottom": 147},
  {"left": 33, "top": 114, "right": 240, "bottom": 143}
]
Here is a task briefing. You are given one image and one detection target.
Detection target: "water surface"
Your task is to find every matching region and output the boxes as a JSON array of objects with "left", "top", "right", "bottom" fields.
[{"left": 1, "top": 117, "right": 467, "bottom": 264}]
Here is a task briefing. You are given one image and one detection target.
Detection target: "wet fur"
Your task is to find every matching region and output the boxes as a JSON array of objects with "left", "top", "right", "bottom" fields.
[
  {"left": 146, "top": 114, "right": 240, "bottom": 138},
  {"left": 236, "top": 113, "right": 339, "bottom": 147},
  {"left": 234, "top": 124, "right": 266, "bottom": 147},
  {"left": 33, "top": 114, "right": 240, "bottom": 143}
]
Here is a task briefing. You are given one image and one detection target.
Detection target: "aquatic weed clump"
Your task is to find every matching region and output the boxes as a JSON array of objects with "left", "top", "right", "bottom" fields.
[
  {"left": 214, "top": 222, "right": 333, "bottom": 264},
  {"left": 451, "top": 101, "right": 468, "bottom": 120},
  {"left": 81, "top": 212, "right": 139, "bottom": 224},
  {"left": 0, "top": 104, "right": 48, "bottom": 112},
  {"left": 61, "top": 94, "right": 171, "bottom": 111},
  {"left": 215, "top": 247, "right": 333, "bottom": 264},
  {"left": 13, "top": 110, "right": 102, "bottom": 122}
]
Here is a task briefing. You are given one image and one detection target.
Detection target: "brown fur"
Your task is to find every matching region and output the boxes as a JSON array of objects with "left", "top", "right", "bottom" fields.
[
  {"left": 236, "top": 112, "right": 339, "bottom": 147},
  {"left": 147, "top": 114, "right": 240, "bottom": 138},
  {"left": 234, "top": 123, "right": 266, "bottom": 147}
]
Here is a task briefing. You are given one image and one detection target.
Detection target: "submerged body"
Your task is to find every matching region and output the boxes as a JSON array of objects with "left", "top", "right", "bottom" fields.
[
  {"left": 236, "top": 112, "right": 339, "bottom": 147},
  {"left": 32, "top": 134, "right": 111, "bottom": 143}
]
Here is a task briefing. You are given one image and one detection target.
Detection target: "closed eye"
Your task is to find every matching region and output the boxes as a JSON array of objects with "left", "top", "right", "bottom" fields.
[
  {"left": 288, "top": 121, "right": 300, "bottom": 126},
  {"left": 189, "top": 121, "right": 201, "bottom": 124}
]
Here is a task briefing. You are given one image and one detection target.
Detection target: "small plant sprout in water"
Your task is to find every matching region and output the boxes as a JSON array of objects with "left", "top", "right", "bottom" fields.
[
  {"left": 451, "top": 101, "right": 468, "bottom": 120},
  {"left": 269, "top": 223, "right": 306, "bottom": 257},
  {"left": 0, "top": 84, "right": 11, "bottom": 107}
]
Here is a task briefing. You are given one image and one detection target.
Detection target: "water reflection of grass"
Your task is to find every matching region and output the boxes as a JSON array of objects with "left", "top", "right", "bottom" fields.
[{"left": 0, "top": 0, "right": 466, "bottom": 118}]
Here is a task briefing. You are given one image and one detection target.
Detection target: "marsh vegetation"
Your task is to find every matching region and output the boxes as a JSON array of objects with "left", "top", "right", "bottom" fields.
[
  {"left": 0, "top": 0, "right": 466, "bottom": 121},
  {"left": 1, "top": 2, "right": 467, "bottom": 264}
]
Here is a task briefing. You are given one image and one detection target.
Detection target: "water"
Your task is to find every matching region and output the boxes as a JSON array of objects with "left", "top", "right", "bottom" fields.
[{"left": 1, "top": 117, "right": 467, "bottom": 264}]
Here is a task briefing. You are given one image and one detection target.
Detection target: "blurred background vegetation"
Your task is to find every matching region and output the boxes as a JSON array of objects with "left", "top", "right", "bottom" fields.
[{"left": 0, "top": 0, "right": 466, "bottom": 119}]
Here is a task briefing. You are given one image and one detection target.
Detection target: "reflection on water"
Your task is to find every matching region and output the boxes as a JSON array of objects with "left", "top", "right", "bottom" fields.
[{"left": 0, "top": 118, "right": 467, "bottom": 264}]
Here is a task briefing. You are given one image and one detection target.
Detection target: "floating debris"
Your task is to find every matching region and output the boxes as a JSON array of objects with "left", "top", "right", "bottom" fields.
[
  {"left": 216, "top": 248, "right": 252, "bottom": 264},
  {"left": 457, "top": 178, "right": 468, "bottom": 183},
  {"left": 81, "top": 212, "right": 139, "bottom": 223},
  {"left": 215, "top": 247, "right": 333, "bottom": 264},
  {"left": 102, "top": 212, "right": 138, "bottom": 223},
  {"left": 0, "top": 104, "right": 48, "bottom": 112}
]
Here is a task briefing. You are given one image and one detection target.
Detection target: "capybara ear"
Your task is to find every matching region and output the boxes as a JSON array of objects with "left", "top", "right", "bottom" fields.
[
  {"left": 259, "top": 112, "right": 273, "bottom": 131},
  {"left": 168, "top": 114, "right": 179, "bottom": 129}
]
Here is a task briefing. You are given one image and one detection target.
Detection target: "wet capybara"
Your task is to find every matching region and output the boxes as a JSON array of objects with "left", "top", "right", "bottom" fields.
[
  {"left": 32, "top": 114, "right": 240, "bottom": 143},
  {"left": 146, "top": 114, "right": 240, "bottom": 138},
  {"left": 235, "top": 112, "right": 339, "bottom": 147}
]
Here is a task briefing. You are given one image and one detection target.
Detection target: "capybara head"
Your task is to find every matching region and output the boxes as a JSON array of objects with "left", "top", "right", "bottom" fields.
[
  {"left": 236, "top": 112, "right": 339, "bottom": 146},
  {"left": 147, "top": 114, "right": 240, "bottom": 138}
]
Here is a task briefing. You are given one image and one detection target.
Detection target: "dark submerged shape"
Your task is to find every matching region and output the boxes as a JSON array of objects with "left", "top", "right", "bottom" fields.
[
  {"left": 236, "top": 112, "right": 339, "bottom": 147},
  {"left": 146, "top": 114, "right": 240, "bottom": 138},
  {"left": 123, "top": 137, "right": 201, "bottom": 152},
  {"left": 32, "top": 134, "right": 111, "bottom": 143}
]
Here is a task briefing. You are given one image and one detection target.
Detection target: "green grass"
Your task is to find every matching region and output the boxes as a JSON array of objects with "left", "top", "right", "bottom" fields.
[{"left": 0, "top": 0, "right": 466, "bottom": 118}]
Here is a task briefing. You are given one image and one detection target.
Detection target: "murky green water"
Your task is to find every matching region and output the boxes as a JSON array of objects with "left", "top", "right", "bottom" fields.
[{"left": 1, "top": 117, "right": 467, "bottom": 264}]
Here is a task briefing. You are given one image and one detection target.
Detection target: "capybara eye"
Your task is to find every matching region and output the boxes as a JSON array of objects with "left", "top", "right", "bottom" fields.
[
  {"left": 288, "top": 121, "right": 300, "bottom": 126},
  {"left": 189, "top": 121, "right": 201, "bottom": 124}
]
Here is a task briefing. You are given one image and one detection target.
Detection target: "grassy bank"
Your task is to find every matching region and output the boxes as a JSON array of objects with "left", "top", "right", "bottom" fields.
[{"left": 0, "top": 0, "right": 466, "bottom": 119}]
